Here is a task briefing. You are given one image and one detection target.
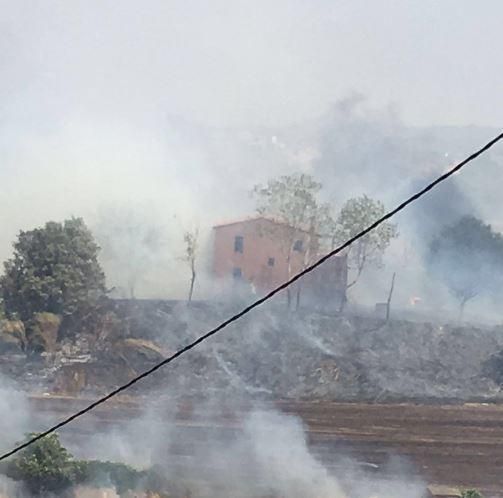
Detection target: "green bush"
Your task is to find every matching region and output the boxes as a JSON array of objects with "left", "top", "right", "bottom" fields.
[
  {"left": 5, "top": 433, "right": 87, "bottom": 496},
  {"left": 81, "top": 460, "right": 148, "bottom": 495},
  {"left": 4, "top": 432, "right": 165, "bottom": 496},
  {"left": 461, "top": 489, "right": 484, "bottom": 498}
]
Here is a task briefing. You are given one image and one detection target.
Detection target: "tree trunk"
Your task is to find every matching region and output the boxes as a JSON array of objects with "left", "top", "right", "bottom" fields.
[
  {"left": 459, "top": 297, "right": 468, "bottom": 322},
  {"left": 188, "top": 261, "right": 196, "bottom": 303},
  {"left": 128, "top": 279, "right": 136, "bottom": 299},
  {"left": 338, "top": 257, "right": 350, "bottom": 313},
  {"left": 338, "top": 292, "right": 347, "bottom": 314},
  {"left": 188, "top": 272, "right": 196, "bottom": 303},
  {"left": 386, "top": 272, "right": 396, "bottom": 321},
  {"left": 295, "top": 284, "right": 302, "bottom": 311},
  {"left": 286, "top": 251, "right": 293, "bottom": 309}
]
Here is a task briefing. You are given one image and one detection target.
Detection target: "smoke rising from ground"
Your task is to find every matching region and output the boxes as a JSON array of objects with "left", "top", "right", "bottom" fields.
[
  {"left": 0, "top": 376, "right": 31, "bottom": 450},
  {"left": 0, "top": 374, "right": 427, "bottom": 497},
  {"left": 1, "top": 3, "right": 503, "bottom": 496},
  {"left": 1, "top": 1, "right": 503, "bottom": 317},
  {"left": 62, "top": 396, "right": 425, "bottom": 498},
  {"left": 0, "top": 377, "right": 31, "bottom": 498},
  {"left": 2, "top": 99, "right": 502, "bottom": 318}
]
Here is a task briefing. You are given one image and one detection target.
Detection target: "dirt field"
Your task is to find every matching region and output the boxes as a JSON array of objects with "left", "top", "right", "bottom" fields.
[
  {"left": 279, "top": 401, "right": 503, "bottom": 495},
  {"left": 28, "top": 396, "right": 503, "bottom": 496}
]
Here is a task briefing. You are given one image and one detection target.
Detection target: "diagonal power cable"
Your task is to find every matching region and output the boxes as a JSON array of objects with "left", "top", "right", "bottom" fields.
[{"left": 1, "top": 131, "right": 502, "bottom": 461}]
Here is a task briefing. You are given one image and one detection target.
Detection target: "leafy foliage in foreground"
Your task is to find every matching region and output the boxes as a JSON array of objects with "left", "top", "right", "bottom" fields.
[
  {"left": 3, "top": 432, "right": 163, "bottom": 496},
  {"left": 4, "top": 433, "right": 87, "bottom": 495}
]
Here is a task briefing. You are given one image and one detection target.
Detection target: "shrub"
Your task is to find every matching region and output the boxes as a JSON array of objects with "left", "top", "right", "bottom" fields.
[{"left": 461, "top": 489, "right": 484, "bottom": 498}]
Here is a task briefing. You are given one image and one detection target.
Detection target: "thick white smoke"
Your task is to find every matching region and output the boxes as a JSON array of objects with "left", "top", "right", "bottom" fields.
[
  {"left": 59, "top": 393, "right": 425, "bottom": 498},
  {"left": 0, "top": 376, "right": 31, "bottom": 450}
]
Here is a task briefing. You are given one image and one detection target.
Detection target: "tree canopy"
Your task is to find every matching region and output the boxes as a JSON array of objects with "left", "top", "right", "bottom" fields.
[
  {"left": 0, "top": 218, "right": 106, "bottom": 323},
  {"left": 428, "top": 215, "right": 503, "bottom": 315},
  {"left": 332, "top": 195, "right": 397, "bottom": 288},
  {"left": 4, "top": 433, "right": 87, "bottom": 496},
  {"left": 252, "top": 173, "right": 336, "bottom": 259},
  {"left": 3, "top": 432, "right": 164, "bottom": 496},
  {"left": 252, "top": 174, "right": 332, "bottom": 307},
  {"left": 252, "top": 173, "right": 326, "bottom": 231}
]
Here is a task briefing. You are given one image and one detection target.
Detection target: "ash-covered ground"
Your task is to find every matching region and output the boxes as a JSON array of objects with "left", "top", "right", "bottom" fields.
[{"left": 2, "top": 300, "right": 503, "bottom": 403}]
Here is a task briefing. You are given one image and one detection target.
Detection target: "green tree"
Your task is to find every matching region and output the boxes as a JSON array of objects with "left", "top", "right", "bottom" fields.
[
  {"left": 253, "top": 174, "right": 324, "bottom": 231},
  {"left": 0, "top": 218, "right": 106, "bottom": 324},
  {"left": 429, "top": 215, "right": 503, "bottom": 318},
  {"left": 333, "top": 195, "right": 397, "bottom": 291},
  {"left": 3, "top": 433, "right": 160, "bottom": 496},
  {"left": 252, "top": 173, "right": 332, "bottom": 308},
  {"left": 5, "top": 433, "right": 87, "bottom": 496}
]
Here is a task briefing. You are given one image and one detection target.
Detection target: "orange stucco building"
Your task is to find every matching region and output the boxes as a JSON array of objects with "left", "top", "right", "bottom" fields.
[
  {"left": 212, "top": 216, "right": 347, "bottom": 306},
  {"left": 212, "top": 217, "right": 311, "bottom": 290}
]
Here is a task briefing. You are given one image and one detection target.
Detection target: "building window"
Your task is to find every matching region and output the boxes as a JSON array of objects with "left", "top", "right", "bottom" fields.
[
  {"left": 232, "top": 267, "right": 242, "bottom": 279},
  {"left": 293, "top": 239, "right": 303, "bottom": 252},
  {"left": 234, "top": 235, "right": 244, "bottom": 253},
  {"left": 267, "top": 257, "right": 275, "bottom": 267}
]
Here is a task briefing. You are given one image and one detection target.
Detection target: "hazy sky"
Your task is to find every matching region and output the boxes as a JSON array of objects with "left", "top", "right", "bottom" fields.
[{"left": 1, "top": 0, "right": 502, "bottom": 129}]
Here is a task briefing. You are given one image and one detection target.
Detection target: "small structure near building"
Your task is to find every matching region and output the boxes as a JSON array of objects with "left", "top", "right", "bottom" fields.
[{"left": 212, "top": 216, "right": 347, "bottom": 309}]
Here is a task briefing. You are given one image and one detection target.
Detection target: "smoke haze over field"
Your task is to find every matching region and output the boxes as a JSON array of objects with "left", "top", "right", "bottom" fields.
[
  {"left": 0, "top": 387, "right": 427, "bottom": 497},
  {"left": 1, "top": 1, "right": 503, "bottom": 310},
  {"left": 3, "top": 5, "right": 503, "bottom": 495}
]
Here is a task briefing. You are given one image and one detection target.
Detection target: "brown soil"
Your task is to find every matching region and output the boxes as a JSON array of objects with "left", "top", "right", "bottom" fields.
[{"left": 28, "top": 396, "right": 503, "bottom": 496}]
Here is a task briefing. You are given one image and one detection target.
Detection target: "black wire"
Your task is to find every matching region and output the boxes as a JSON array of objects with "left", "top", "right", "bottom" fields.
[{"left": 1, "top": 131, "right": 502, "bottom": 461}]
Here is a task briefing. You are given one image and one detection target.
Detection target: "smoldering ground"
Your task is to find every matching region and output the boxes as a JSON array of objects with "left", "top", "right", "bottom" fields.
[
  {"left": 0, "top": 374, "right": 427, "bottom": 498},
  {"left": 57, "top": 394, "right": 426, "bottom": 498},
  {"left": 0, "top": 375, "right": 32, "bottom": 497},
  {"left": 1, "top": 2, "right": 503, "bottom": 496}
]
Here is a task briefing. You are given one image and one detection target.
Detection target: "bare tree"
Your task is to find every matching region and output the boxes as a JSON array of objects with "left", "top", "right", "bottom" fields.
[
  {"left": 182, "top": 228, "right": 199, "bottom": 303},
  {"left": 386, "top": 272, "right": 396, "bottom": 321}
]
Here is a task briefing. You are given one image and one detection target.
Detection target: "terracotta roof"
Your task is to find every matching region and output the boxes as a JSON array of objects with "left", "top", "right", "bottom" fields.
[
  {"left": 213, "top": 215, "right": 313, "bottom": 232},
  {"left": 212, "top": 215, "right": 269, "bottom": 229}
]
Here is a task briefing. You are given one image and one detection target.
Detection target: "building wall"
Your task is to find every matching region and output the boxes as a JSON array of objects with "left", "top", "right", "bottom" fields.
[
  {"left": 303, "top": 253, "right": 348, "bottom": 310},
  {"left": 212, "top": 218, "right": 309, "bottom": 291}
]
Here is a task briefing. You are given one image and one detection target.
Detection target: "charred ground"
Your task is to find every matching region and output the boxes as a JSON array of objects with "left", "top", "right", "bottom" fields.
[{"left": 2, "top": 299, "right": 503, "bottom": 403}]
